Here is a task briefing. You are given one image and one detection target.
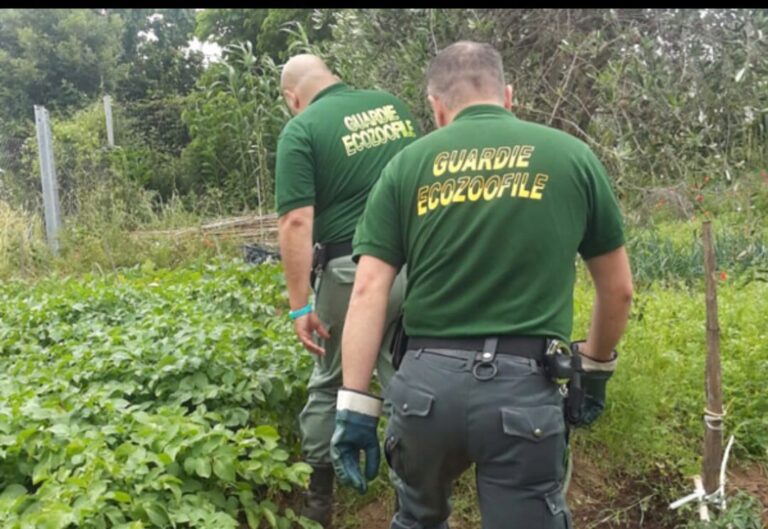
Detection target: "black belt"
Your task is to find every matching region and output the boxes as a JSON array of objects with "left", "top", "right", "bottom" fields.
[
  {"left": 406, "top": 336, "right": 548, "bottom": 362},
  {"left": 324, "top": 240, "right": 353, "bottom": 262}
]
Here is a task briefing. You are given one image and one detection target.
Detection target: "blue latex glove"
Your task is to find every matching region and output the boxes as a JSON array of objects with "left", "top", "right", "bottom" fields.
[{"left": 330, "top": 388, "right": 382, "bottom": 494}]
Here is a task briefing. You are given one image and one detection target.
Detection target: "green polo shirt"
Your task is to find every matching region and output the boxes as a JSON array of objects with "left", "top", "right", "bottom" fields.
[
  {"left": 353, "top": 104, "right": 625, "bottom": 340},
  {"left": 275, "top": 82, "right": 420, "bottom": 244}
]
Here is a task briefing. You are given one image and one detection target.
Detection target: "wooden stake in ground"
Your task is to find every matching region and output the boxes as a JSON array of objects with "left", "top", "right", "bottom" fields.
[{"left": 702, "top": 221, "right": 724, "bottom": 494}]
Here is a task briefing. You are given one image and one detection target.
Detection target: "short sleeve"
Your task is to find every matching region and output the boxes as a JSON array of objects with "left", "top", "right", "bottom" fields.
[
  {"left": 352, "top": 163, "right": 405, "bottom": 269},
  {"left": 577, "top": 148, "right": 625, "bottom": 260},
  {"left": 275, "top": 120, "right": 315, "bottom": 216}
]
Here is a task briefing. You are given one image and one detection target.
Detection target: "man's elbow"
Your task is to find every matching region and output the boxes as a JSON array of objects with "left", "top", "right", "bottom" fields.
[
  {"left": 350, "top": 272, "right": 379, "bottom": 300},
  {"left": 612, "top": 279, "right": 634, "bottom": 308},
  {"left": 350, "top": 258, "right": 394, "bottom": 301},
  {"left": 278, "top": 208, "right": 312, "bottom": 231},
  {"left": 619, "top": 281, "right": 634, "bottom": 306},
  {"left": 588, "top": 247, "right": 634, "bottom": 308},
  {"left": 595, "top": 276, "right": 633, "bottom": 308}
]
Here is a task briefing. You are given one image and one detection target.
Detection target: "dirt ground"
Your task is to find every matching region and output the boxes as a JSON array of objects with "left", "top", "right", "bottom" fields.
[
  {"left": 729, "top": 462, "right": 768, "bottom": 526},
  {"left": 344, "top": 456, "right": 768, "bottom": 528}
]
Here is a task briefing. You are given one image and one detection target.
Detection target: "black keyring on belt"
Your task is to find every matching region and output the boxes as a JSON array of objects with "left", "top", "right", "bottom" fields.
[{"left": 472, "top": 356, "right": 498, "bottom": 381}]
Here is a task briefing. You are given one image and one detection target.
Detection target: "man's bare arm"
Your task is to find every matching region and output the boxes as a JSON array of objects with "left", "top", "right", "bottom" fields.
[
  {"left": 278, "top": 206, "right": 329, "bottom": 355},
  {"left": 278, "top": 206, "right": 314, "bottom": 309},
  {"left": 341, "top": 255, "right": 397, "bottom": 392},
  {"left": 583, "top": 245, "right": 634, "bottom": 361}
]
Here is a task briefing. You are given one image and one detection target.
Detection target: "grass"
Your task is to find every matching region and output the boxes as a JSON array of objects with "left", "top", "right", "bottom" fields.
[
  {"left": 0, "top": 190, "right": 251, "bottom": 281},
  {"left": 0, "top": 200, "right": 49, "bottom": 278},
  {"left": 626, "top": 218, "right": 768, "bottom": 286},
  {"left": 572, "top": 274, "right": 768, "bottom": 473}
]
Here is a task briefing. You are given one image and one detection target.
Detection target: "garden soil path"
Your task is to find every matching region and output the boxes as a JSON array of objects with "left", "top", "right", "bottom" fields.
[{"left": 343, "top": 456, "right": 767, "bottom": 528}]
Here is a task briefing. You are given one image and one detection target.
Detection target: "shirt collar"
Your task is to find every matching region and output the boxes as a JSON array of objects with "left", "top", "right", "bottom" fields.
[
  {"left": 453, "top": 104, "right": 512, "bottom": 122},
  {"left": 310, "top": 82, "right": 349, "bottom": 105}
]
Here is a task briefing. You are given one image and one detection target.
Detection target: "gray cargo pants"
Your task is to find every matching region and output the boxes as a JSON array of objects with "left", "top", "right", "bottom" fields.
[
  {"left": 383, "top": 347, "right": 572, "bottom": 529},
  {"left": 299, "top": 255, "right": 406, "bottom": 465}
]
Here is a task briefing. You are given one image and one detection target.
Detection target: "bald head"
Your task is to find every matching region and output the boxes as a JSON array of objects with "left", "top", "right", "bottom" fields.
[
  {"left": 427, "top": 41, "right": 506, "bottom": 111},
  {"left": 281, "top": 54, "right": 333, "bottom": 90},
  {"left": 281, "top": 54, "right": 340, "bottom": 115}
]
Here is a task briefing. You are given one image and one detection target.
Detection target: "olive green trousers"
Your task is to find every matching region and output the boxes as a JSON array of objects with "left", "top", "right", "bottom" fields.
[{"left": 299, "top": 255, "right": 406, "bottom": 465}]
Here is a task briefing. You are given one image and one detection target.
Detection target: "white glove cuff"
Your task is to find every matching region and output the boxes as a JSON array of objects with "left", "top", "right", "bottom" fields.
[
  {"left": 337, "top": 388, "right": 383, "bottom": 417},
  {"left": 581, "top": 354, "right": 618, "bottom": 372}
]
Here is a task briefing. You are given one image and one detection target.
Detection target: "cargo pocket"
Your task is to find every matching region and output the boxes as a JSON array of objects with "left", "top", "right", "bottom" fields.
[
  {"left": 385, "top": 382, "right": 435, "bottom": 486},
  {"left": 544, "top": 488, "right": 572, "bottom": 529},
  {"left": 328, "top": 256, "right": 356, "bottom": 285},
  {"left": 500, "top": 404, "right": 567, "bottom": 485},
  {"left": 315, "top": 257, "right": 356, "bottom": 330}
]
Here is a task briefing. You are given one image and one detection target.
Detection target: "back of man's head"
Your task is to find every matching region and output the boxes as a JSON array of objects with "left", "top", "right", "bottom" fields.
[
  {"left": 281, "top": 54, "right": 333, "bottom": 91},
  {"left": 426, "top": 41, "right": 505, "bottom": 111},
  {"left": 280, "top": 54, "right": 339, "bottom": 115}
]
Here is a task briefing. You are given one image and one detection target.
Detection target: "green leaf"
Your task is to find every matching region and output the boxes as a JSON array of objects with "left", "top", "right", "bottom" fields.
[
  {"left": 262, "top": 506, "right": 278, "bottom": 529},
  {"left": 245, "top": 506, "right": 260, "bottom": 529},
  {"left": 195, "top": 457, "right": 212, "bottom": 478},
  {"left": 144, "top": 502, "right": 170, "bottom": 526},
  {"left": 32, "top": 453, "right": 53, "bottom": 484},
  {"left": 212, "top": 455, "right": 236, "bottom": 482},
  {"left": 0, "top": 483, "right": 27, "bottom": 502},
  {"left": 39, "top": 506, "right": 76, "bottom": 529},
  {"left": 110, "top": 491, "right": 132, "bottom": 504},
  {"left": 253, "top": 425, "right": 278, "bottom": 439}
]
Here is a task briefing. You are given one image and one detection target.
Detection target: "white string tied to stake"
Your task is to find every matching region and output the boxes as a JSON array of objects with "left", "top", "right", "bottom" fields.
[{"left": 703, "top": 407, "right": 726, "bottom": 432}]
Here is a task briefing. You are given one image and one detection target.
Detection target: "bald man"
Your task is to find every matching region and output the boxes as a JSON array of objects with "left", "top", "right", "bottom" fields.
[{"left": 275, "top": 54, "right": 420, "bottom": 526}]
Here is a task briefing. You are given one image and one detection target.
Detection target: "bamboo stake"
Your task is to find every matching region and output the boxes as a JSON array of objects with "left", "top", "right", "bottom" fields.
[{"left": 702, "top": 220, "right": 724, "bottom": 494}]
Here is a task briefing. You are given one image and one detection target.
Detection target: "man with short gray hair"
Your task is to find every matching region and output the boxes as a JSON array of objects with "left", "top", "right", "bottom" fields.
[{"left": 330, "top": 41, "right": 633, "bottom": 528}]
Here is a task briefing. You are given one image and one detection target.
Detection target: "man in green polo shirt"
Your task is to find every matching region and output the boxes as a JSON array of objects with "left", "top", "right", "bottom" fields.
[
  {"left": 330, "top": 42, "right": 633, "bottom": 528},
  {"left": 275, "top": 54, "right": 419, "bottom": 527}
]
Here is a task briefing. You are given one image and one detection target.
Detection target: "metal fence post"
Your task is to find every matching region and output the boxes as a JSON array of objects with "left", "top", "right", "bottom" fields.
[
  {"left": 103, "top": 95, "right": 115, "bottom": 148},
  {"left": 34, "top": 105, "right": 62, "bottom": 255}
]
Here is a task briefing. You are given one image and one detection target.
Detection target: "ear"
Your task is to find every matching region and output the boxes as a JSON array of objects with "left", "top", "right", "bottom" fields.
[
  {"left": 428, "top": 94, "right": 448, "bottom": 128},
  {"left": 503, "top": 84, "right": 513, "bottom": 111},
  {"left": 283, "top": 89, "right": 300, "bottom": 115}
]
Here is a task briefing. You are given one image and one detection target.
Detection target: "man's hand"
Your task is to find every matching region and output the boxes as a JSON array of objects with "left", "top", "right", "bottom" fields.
[
  {"left": 330, "top": 388, "right": 382, "bottom": 494},
  {"left": 568, "top": 340, "right": 618, "bottom": 427},
  {"left": 293, "top": 312, "right": 330, "bottom": 356}
]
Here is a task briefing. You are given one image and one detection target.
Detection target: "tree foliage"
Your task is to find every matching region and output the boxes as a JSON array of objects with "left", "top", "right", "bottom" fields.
[
  {"left": 305, "top": 9, "right": 768, "bottom": 207},
  {"left": 3, "top": 9, "right": 767, "bottom": 219},
  {"left": 108, "top": 8, "right": 203, "bottom": 101},
  {"left": 0, "top": 9, "right": 124, "bottom": 124},
  {"left": 195, "top": 8, "right": 332, "bottom": 60},
  {"left": 181, "top": 43, "right": 288, "bottom": 210}
]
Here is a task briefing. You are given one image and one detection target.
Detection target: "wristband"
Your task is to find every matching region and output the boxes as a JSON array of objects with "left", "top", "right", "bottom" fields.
[{"left": 289, "top": 303, "right": 313, "bottom": 320}]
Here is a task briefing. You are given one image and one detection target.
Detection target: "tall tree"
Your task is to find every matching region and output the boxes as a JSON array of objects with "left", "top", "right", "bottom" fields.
[
  {"left": 195, "top": 9, "right": 332, "bottom": 60},
  {"left": 0, "top": 9, "right": 124, "bottom": 123},
  {"left": 109, "top": 9, "right": 204, "bottom": 100}
]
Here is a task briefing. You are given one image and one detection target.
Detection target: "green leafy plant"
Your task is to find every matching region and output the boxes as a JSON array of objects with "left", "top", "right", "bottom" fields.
[
  {"left": 0, "top": 260, "right": 319, "bottom": 528},
  {"left": 684, "top": 492, "right": 764, "bottom": 529}
]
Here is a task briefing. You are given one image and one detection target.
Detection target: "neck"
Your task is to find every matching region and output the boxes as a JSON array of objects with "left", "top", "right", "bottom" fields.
[
  {"left": 300, "top": 75, "right": 341, "bottom": 105},
  {"left": 444, "top": 98, "right": 505, "bottom": 124}
]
